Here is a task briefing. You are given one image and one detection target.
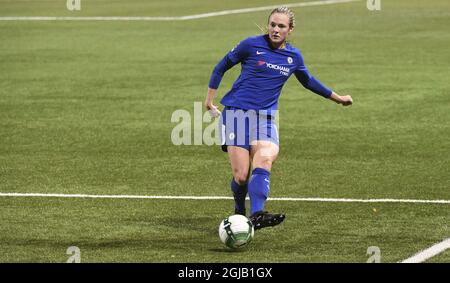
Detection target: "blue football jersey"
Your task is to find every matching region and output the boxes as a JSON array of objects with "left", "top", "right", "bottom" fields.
[{"left": 209, "top": 35, "right": 332, "bottom": 111}]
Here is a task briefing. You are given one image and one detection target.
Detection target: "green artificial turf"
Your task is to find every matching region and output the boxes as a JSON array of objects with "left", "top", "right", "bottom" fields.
[{"left": 0, "top": 0, "right": 449, "bottom": 262}]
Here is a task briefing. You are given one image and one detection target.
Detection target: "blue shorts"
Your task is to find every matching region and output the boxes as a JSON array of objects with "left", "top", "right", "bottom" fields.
[{"left": 219, "top": 106, "right": 279, "bottom": 152}]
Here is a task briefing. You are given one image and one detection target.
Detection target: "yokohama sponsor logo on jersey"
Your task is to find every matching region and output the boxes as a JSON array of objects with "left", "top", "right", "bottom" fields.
[{"left": 265, "top": 63, "right": 290, "bottom": 73}]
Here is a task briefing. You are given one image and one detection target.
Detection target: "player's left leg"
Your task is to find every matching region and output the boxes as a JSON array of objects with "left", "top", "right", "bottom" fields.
[
  {"left": 249, "top": 140, "right": 278, "bottom": 214},
  {"left": 248, "top": 140, "right": 285, "bottom": 229}
]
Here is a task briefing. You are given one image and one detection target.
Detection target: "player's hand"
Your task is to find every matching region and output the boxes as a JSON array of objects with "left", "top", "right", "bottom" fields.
[
  {"left": 329, "top": 92, "right": 353, "bottom": 106},
  {"left": 205, "top": 102, "right": 221, "bottom": 118},
  {"left": 338, "top": 95, "right": 353, "bottom": 106}
]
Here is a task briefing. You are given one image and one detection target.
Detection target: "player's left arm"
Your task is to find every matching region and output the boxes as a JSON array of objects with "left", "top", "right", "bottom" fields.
[
  {"left": 294, "top": 52, "right": 352, "bottom": 106},
  {"left": 328, "top": 91, "right": 353, "bottom": 106}
]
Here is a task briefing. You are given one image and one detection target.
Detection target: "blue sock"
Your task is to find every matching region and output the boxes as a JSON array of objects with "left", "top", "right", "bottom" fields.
[
  {"left": 231, "top": 178, "right": 248, "bottom": 214},
  {"left": 248, "top": 168, "right": 270, "bottom": 216}
]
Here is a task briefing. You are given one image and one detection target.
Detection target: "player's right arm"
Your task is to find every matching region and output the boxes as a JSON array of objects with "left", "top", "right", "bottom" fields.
[
  {"left": 205, "top": 87, "right": 221, "bottom": 117},
  {"left": 205, "top": 55, "right": 236, "bottom": 117},
  {"left": 205, "top": 38, "right": 252, "bottom": 116}
]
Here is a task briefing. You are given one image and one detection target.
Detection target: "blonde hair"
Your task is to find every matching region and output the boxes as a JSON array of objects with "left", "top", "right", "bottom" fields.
[{"left": 268, "top": 6, "right": 296, "bottom": 29}]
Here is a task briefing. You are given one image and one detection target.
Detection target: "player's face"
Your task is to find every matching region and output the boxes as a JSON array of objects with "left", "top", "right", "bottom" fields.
[{"left": 268, "top": 13, "right": 292, "bottom": 47}]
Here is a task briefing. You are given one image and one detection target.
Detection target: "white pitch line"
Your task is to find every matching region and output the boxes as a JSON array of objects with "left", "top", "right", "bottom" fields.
[
  {"left": 0, "top": 192, "right": 449, "bottom": 204},
  {"left": 400, "top": 238, "right": 450, "bottom": 263},
  {"left": 269, "top": 197, "right": 450, "bottom": 204},
  {"left": 0, "top": 0, "right": 360, "bottom": 21}
]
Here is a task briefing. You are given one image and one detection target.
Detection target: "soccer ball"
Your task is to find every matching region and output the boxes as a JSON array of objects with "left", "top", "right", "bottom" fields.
[{"left": 218, "top": 214, "right": 254, "bottom": 249}]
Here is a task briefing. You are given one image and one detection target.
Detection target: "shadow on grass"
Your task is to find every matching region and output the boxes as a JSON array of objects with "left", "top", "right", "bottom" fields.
[{"left": 208, "top": 248, "right": 249, "bottom": 253}]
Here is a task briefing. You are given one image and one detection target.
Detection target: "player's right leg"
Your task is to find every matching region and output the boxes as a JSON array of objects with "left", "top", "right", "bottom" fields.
[
  {"left": 227, "top": 145, "right": 250, "bottom": 216},
  {"left": 220, "top": 106, "right": 252, "bottom": 216}
]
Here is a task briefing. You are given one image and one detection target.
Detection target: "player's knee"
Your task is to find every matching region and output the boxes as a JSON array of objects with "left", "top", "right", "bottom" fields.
[
  {"left": 261, "top": 159, "right": 273, "bottom": 170},
  {"left": 233, "top": 170, "right": 249, "bottom": 185},
  {"left": 253, "top": 158, "right": 274, "bottom": 171}
]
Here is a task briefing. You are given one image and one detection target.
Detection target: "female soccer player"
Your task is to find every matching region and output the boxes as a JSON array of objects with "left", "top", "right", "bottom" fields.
[{"left": 205, "top": 7, "right": 353, "bottom": 230}]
